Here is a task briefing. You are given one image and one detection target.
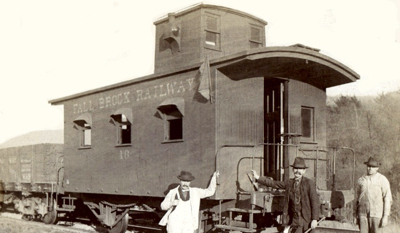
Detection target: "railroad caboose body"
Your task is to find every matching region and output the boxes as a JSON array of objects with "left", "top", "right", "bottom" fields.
[{"left": 48, "top": 3, "right": 360, "bottom": 233}]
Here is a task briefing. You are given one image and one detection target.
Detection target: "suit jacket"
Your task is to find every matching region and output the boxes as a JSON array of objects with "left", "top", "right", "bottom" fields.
[{"left": 258, "top": 176, "right": 319, "bottom": 226}]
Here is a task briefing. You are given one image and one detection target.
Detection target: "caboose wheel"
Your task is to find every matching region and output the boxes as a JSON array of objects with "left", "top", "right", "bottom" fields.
[
  {"left": 108, "top": 213, "right": 129, "bottom": 233},
  {"left": 42, "top": 209, "right": 57, "bottom": 224}
]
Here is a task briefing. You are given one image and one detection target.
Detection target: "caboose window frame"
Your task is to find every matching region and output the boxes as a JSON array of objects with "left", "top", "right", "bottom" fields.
[
  {"left": 204, "top": 13, "right": 221, "bottom": 51},
  {"left": 73, "top": 114, "right": 92, "bottom": 149},
  {"left": 162, "top": 109, "right": 183, "bottom": 142},
  {"left": 157, "top": 98, "right": 184, "bottom": 143},
  {"left": 111, "top": 108, "right": 133, "bottom": 147},
  {"left": 300, "top": 106, "right": 315, "bottom": 142}
]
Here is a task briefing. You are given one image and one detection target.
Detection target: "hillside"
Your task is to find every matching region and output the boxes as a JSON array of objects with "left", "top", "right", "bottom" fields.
[{"left": 0, "top": 129, "right": 63, "bottom": 149}]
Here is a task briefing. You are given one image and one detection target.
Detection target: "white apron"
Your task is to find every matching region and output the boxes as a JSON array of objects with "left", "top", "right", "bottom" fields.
[{"left": 167, "top": 197, "right": 195, "bottom": 233}]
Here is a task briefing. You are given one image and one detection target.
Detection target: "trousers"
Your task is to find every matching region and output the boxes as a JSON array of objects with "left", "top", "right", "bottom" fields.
[{"left": 358, "top": 215, "right": 381, "bottom": 233}]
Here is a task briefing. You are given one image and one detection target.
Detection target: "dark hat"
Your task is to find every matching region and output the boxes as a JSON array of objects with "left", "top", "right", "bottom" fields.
[
  {"left": 177, "top": 171, "right": 195, "bottom": 181},
  {"left": 364, "top": 157, "right": 381, "bottom": 167},
  {"left": 290, "top": 157, "right": 308, "bottom": 169}
]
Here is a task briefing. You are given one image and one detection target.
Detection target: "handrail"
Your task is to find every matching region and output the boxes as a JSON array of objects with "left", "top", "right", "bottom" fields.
[
  {"left": 214, "top": 143, "right": 356, "bottom": 225},
  {"left": 215, "top": 143, "right": 299, "bottom": 183},
  {"left": 215, "top": 143, "right": 356, "bottom": 189}
]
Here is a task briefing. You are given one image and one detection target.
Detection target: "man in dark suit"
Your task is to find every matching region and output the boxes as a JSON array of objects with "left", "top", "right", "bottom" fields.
[{"left": 251, "top": 157, "right": 319, "bottom": 233}]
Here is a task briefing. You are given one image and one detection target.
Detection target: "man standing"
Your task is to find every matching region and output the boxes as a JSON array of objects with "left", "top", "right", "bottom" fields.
[
  {"left": 356, "top": 157, "right": 392, "bottom": 233},
  {"left": 160, "top": 170, "right": 219, "bottom": 233},
  {"left": 251, "top": 157, "right": 319, "bottom": 233}
]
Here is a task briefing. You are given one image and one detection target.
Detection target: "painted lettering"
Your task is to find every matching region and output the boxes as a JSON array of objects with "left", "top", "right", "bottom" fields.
[
  {"left": 159, "top": 84, "right": 167, "bottom": 97},
  {"left": 119, "top": 150, "right": 130, "bottom": 159},
  {"left": 112, "top": 95, "right": 118, "bottom": 106},
  {"left": 166, "top": 82, "right": 176, "bottom": 95},
  {"left": 186, "top": 77, "right": 194, "bottom": 90},
  {"left": 105, "top": 96, "right": 111, "bottom": 107},
  {"left": 136, "top": 90, "right": 144, "bottom": 101},
  {"left": 123, "top": 92, "right": 130, "bottom": 103},
  {"left": 73, "top": 78, "right": 196, "bottom": 111},
  {"left": 99, "top": 98, "right": 105, "bottom": 109},
  {"left": 153, "top": 86, "right": 159, "bottom": 98},
  {"left": 176, "top": 80, "right": 185, "bottom": 93},
  {"left": 73, "top": 101, "right": 94, "bottom": 114},
  {"left": 73, "top": 104, "right": 78, "bottom": 114},
  {"left": 144, "top": 88, "right": 152, "bottom": 100},
  {"left": 83, "top": 101, "right": 94, "bottom": 112}
]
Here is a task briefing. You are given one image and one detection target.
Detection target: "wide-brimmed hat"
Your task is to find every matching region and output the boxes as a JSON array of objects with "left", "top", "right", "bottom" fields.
[
  {"left": 177, "top": 171, "right": 195, "bottom": 181},
  {"left": 290, "top": 157, "right": 308, "bottom": 169},
  {"left": 364, "top": 157, "right": 381, "bottom": 167}
]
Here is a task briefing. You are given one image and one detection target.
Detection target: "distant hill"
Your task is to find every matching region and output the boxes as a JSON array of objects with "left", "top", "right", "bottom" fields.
[
  {"left": 328, "top": 90, "right": 400, "bottom": 107},
  {"left": 328, "top": 95, "right": 383, "bottom": 106},
  {"left": 0, "top": 129, "right": 64, "bottom": 149}
]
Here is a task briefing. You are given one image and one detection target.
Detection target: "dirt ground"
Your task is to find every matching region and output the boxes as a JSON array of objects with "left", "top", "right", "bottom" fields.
[
  {"left": 0, "top": 213, "right": 95, "bottom": 233},
  {"left": 0, "top": 212, "right": 139, "bottom": 233}
]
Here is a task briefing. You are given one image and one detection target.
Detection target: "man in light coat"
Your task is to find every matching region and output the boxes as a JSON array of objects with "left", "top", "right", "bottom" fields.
[
  {"left": 160, "top": 170, "right": 219, "bottom": 233},
  {"left": 356, "top": 157, "right": 392, "bottom": 233}
]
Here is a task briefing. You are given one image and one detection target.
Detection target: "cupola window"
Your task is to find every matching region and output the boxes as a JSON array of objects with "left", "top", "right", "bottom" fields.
[
  {"left": 205, "top": 14, "right": 220, "bottom": 50},
  {"left": 250, "top": 25, "right": 262, "bottom": 48}
]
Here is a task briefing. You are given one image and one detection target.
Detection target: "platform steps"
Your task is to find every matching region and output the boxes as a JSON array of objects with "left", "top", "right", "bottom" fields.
[
  {"left": 57, "top": 196, "right": 77, "bottom": 212},
  {"left": 215, "top": 207, "right": 261, "bottom": 232}
]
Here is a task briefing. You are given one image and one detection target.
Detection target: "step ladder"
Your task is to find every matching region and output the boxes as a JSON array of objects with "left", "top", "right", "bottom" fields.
[{"left": 215, "top": 207, "right": 261, "bottom": 232}]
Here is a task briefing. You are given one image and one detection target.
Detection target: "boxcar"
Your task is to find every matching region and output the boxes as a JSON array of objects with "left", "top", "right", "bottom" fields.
[
  {"left": 0, "top": 143, "right": 63, "bottom": 222},
  {"left": 48, "top": 3, "right": 360, "bottom": 233}
]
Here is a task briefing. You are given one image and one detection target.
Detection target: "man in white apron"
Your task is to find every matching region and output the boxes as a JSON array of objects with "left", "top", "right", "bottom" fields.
[{"left": 160, "top": 170, "right": 219, "bottom": 233}]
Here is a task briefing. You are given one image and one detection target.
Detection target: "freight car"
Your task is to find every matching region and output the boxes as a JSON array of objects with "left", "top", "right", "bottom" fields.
[
  {"left": 3, "top": 3, "right": 361, "bottom": 233},
  {"left": 0, "top": 143, "right": 63, "bottom": 223}
]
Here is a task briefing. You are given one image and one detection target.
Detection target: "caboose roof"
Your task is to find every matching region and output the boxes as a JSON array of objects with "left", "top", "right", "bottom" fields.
[
  {"left": 216, "top": 44, "right": 360, "bottom": 89},
  {"left": 49, "top": 45, "right": 359, "bottom": 105},
  {"left": 153, "top": 3, "right": 267, "bottom": 26}
]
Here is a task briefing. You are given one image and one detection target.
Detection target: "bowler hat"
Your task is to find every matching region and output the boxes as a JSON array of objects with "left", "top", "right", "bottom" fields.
[
  {"left": 364, "top": 157, "right": 381, "bottom": 167},
  {"left": 177, "top": 171, "right": 195, "bottom": 181},
  {"left": 290, "top": 157, "right": 308, "bottom": 169}
]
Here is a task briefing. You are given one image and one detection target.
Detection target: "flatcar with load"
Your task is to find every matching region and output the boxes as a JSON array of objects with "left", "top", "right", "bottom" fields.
[{"left": 1, "top": 3, "right": 362, "bottom": 233}]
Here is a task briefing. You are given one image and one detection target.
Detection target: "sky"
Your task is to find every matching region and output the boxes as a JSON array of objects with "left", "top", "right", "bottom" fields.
[{"left": 0, "top": 0, "right": 399, "bottom": 144}]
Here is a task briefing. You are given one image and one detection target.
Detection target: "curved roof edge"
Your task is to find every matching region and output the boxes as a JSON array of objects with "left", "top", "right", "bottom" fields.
[
  {"left": 153, "top": 3, "right": 268, "bottom": 25},
  {"left": 214, "top": 45, "right": 360, "bottom": 88}
]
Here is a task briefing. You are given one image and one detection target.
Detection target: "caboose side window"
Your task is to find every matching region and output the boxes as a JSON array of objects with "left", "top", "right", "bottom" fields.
[
  {"left": 301, "top": 106, "right": 314, "bottom": 141},
  {"left": 83, "top": 123, "right": 92, "bottom": 146},
  {"left": 157, "top": 98, "right": 184, "bottom": 143},
  {"left": 204, "top": 14, "right": 220, "bottom": 50},
  {"left": 111, "top": 108, "right": 133, "bottom": 146},
  {"left": 73, "top": 113, "right": 92, "bottom": 148},
  {"left": 249, "top": 25, "right": 262, "bottom": 48},
  {"left": 165, "top": 110, "right": 183, "bottom": 141},
  {"left": 112, "top": 114, "right": 131, "bottom": 145}
]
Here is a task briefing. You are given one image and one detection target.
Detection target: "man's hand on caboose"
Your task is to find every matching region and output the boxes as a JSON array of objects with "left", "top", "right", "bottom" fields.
[{"left": 251, "top": 170, "right": 260, "bottom": 180}]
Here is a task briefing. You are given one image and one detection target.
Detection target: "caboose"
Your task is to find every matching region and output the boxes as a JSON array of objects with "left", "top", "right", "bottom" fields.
[{"left": 49, "top": 3, "right": 360, "bottom": 233}]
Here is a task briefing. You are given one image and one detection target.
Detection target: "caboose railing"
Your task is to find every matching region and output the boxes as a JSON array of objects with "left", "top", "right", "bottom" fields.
[
  {"left": 214, "top": 143, "right": 356, "bottom": 232},
  {"left": 215, "top": 143, "right": 356, "bottom": 192}
]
